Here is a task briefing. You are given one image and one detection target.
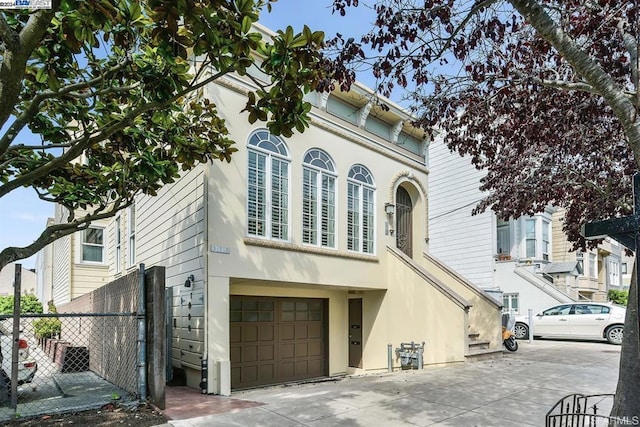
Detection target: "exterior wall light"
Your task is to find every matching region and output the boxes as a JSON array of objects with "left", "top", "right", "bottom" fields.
[
  {"left": 385, "top": 203, "right": 396, "bottom": 236},
  {"left": 185, "top": 274, "right": 194, "bottom": 287},
  {"left": 385, "top": 203, "right": 396, "bottom": 215}
]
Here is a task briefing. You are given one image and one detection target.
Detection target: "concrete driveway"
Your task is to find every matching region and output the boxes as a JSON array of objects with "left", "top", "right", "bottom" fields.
[{"left": 161, "top": 339, "right": 621, "bottom": 426}]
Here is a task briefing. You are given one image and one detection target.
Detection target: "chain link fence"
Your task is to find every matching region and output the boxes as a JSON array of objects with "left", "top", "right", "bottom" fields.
[
  {"left": 0, "top": 265, "right": 166, "bottom": 421},
  {"left": 0, "top": 312, "right": 138, "bottom": 421}
]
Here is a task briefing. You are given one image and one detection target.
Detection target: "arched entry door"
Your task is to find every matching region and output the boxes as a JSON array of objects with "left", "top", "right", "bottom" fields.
[{"left": 395, "top": 186, "right": 413, "bottom": 257}]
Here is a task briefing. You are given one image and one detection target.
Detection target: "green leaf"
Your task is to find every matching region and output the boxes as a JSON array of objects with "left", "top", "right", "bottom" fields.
[{"left": 241, "top": 15, "right": 252, "bottom": 33}]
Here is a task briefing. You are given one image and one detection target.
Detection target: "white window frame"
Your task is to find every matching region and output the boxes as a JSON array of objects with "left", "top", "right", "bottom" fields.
[
  {"left": 609, "top": 258, "right": 620, "bottom": 287},
  {"left": 302, "top": 149, "right": 337, "bottom": 248},
  {"left": 589, "top": 253, "right": 597, "bottom": 278},
  {"left": 347, "top": 165, "right": 375, "bottom": 254},
  {"left": 127, "top": 204, "right": 136, "bottom": 267},
  {"left": 576, "top": 251, "right": 584, "bottom": 273},
  {"left": 542, "top": 219, "right": 550, "bottom": 261},
  {"left": 525, "top": 218, "right": 536, "bottom": 258},
  {"left": 246, "top": 130, "right": 290, "bottom": 241},
  {"left": 79, "top": 226, "right": 105, "bottom": 264},
  {"left": 502, "top": 293, "right": 519, "bottom": 315},
  {"left": 496, "top": 218, "right": 510, "bottom": 255},
  {"left": 115, "top": 216, "right": 122, "bottom": 273}
]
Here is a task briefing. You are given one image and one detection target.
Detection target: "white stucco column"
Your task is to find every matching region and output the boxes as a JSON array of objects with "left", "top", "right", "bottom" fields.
[{"left": 207, "top": 275, "right": 230, "bottom": 395}]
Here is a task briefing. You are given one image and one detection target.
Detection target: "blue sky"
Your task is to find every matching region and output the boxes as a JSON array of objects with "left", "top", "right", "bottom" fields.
[{"left": 0, "top": 0, "right": 374, "bottom": 271}]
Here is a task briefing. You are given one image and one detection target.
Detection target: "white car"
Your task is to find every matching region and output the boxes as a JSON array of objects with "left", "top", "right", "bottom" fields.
[
  {"left": 0, "top": 333, "right": 37, "bottom": 388},
  {"left": 514, "top": 302, "right": 626, "bottom": 345}
]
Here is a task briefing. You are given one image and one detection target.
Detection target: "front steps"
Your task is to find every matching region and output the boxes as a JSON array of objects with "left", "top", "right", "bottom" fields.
[{"left": 465, "top": 331, "right": 503, "bottom": 362}]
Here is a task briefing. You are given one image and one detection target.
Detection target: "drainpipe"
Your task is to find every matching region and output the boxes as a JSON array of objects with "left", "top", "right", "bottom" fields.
[{"left": 138, "top": 263, "right": 147, "bottom": 401}]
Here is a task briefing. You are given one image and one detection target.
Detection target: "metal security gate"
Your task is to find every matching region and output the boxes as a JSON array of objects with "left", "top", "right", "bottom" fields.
[
  {"left": 230, "top": 296, "right": 327, "bottom": 389},
  {"left": 396, "top": 186, "right": 413, "bottom": 257}
]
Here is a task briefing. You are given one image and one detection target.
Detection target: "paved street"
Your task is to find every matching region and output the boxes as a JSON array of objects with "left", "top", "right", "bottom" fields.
[{"left": 159, "top": 339, "right": 622, "bottom": 427}]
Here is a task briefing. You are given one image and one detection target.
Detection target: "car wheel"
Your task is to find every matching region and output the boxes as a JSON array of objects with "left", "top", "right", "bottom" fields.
[
  {"left": 514, "top": 322, "right": 529, "bottom": 340},
  {"left": 605, "top": 325, "right": 624, "bottom": 345}
]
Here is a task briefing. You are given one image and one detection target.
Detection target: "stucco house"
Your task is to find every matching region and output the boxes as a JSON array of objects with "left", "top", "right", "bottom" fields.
[
  {"left": 41, "top": 24, "right": 502, "bottom": 395},
  {"left": 0, "top": 262, "right": 37, "bottom": 297},
  {"left": 548, "top": 208, "right": 624, "bottom": 301}
]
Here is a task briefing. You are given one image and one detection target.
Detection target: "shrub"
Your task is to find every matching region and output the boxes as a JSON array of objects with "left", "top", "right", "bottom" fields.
[
  {"left": 32, "top": 302, "right": 62, "bottom": 339},
  {"left": 0, "top": 294, "right": 44, "bottom": 314},
  {"left": 608, "top": 289, "right": 629, "bottom": 306}
]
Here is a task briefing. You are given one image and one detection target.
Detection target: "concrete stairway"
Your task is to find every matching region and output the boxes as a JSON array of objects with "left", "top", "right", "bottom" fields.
[{"left": 465, "top": 331, "right": 503, "bottom": 361}]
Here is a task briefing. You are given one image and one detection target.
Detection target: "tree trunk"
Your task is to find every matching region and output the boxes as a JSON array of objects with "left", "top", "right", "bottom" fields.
[{"left": 610, "top": 257, "right": 640, "bottom": 424}]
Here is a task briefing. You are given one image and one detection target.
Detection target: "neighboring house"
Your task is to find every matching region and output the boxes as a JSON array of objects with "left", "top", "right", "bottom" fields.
[
  {"left": 35, "top": 218, "right": 54, "bottom": 306},
  {"left": 0, "top": 263, "right": 37, "bottom": 296},
  {"left": 429, "top": 138, "right": 564, "bottom": 316},
  {"left": 42, "top": 24, "right": 503, "bottom": 395},
  {"left": 429, "top": 140, "right": 628, "bottom": 313},
  {"left": 551, "top": 208, "right": 624, "bottom": 301},
  {"left": 48, "top": 204, "right": 111, "bottom": 306},
  {"left": 621, "top": 251, "right": 634, "bottom": 289}
]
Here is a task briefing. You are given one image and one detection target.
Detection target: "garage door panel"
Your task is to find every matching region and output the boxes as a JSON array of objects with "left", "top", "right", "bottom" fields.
[
  {"left": 295, "top": 324, "right": 308, "bottom": 339},
  {"left": 295, "top": 343, "right": 308, "bottom": 358},
  {"left": 243, "top": 325, "right": 258, "bottom": 342},
  {"left": 280, "top": 342, "right": 294, "bottom": 359},
  {"left": 259, "top": 345, "right": 275, "bottom": 362},
  {"left": 294, "top": 360, "right": 308, "bottom": 377},
  {"left": 308, "top": 359, "right": 323, "bottom": 376},
  {"left": 280, "top": 361, "right": 294, "bottom": 378},
  {"left": 231, "top": 296, "right": 327, "bottom": 390},
  {"left": 230, "top": 346, "right": 241, "bottom": 364},
  {"left": 280, "top": 324, "right": 295, "bottom": 340},
  {"left": 260, "top": 364, "right": 275, "bottom": 383},
  {"left": 259, "top": 324, "right": 274, "bottom": 341},
  {"left": 241, "top": 346, "right": 258, "bottom": 363},
  {"left": 308, "top": 342, "right": 323, "bottom": 357},
  {"left": 308, "top": 323, "right": 323, "bottom": 339},
  {"left": 230, "top": 326, "right": 241, "bottom": 344},
  {"left": 241, "top": 365, "right": 258, "bottom": 384}
]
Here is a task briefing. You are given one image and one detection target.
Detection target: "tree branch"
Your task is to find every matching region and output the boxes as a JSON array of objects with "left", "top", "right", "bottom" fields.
[
  {"left": 0, "top": 197, "right": 132, "bottom": 271},
  {"left": 0, "top": 59, "right": 131, "bottom": 156},
  {"left": 0, "top": 5, "right": 57, "bottom": 130},
  {"left": 0, "top": 14, "right": 19, "bottom": 51},
  {"left": 509, "top": 0, "right": 640, "bottom": 164},
  {"left": 0, "top": 65, "right": 231, "bottom": 198}
]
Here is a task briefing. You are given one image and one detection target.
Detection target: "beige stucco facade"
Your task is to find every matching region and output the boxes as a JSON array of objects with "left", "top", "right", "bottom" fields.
[
  {"left": 193, "top": 75, "right": 502, "bottom": 394},
  {"left": 43, "top": 29, "right": 503, "bottom": 393}
]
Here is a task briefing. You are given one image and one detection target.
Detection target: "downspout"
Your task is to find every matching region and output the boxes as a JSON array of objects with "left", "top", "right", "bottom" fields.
[{"left": 138, "top": 263, "right": 147, "bottom": 401}]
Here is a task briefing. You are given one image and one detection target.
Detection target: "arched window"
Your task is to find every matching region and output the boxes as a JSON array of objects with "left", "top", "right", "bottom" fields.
[
  {"left": 302, "top": 149, "right": 336, "bottom": 248},
  {"left": 247, "top": 130, "right": 290, "bottom": 240},
  {"left": 347, "top": 165, "right": 375, "bottom": 254}
]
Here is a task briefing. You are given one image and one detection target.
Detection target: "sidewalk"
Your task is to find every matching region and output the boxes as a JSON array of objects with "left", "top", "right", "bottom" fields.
[{"left": 154, "top": 339, "right": 621, "bottom": 426}]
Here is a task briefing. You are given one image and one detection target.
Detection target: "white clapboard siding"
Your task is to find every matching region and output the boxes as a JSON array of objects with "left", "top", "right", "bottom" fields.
[
  {"left": 134, "top": 165, "right": 207, "bottom": 370},
  {"left": 428, "top": 139, "right": 496, "bottom": 289},
  {"left": 52, "top": 234, "right": 71, "bottom": 306}
]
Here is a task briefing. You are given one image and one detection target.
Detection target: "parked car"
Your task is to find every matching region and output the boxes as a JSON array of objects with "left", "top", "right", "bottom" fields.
[
  {"left": 0, "top": 332, "right": 37, "bottom": 388},
  {"left": 514, "top": 302, "right": 626, "bottom": 345}
]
